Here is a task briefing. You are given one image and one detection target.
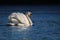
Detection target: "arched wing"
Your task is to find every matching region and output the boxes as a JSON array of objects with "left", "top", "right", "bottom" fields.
[{"left": 15, "top": 12, "right": 29, "bottom": 24}]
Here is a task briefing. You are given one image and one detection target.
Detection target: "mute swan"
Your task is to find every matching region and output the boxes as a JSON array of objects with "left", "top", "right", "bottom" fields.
[{"left": 8, "top": 12, "right": 33, "bottom": 27}]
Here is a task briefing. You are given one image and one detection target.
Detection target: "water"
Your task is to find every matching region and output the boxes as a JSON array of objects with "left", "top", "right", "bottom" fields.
[{"left": 0, "top": 5, "right": 60, "bottom": 40}]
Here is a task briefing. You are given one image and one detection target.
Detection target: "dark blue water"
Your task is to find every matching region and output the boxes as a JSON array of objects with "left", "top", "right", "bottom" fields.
[{"left": 0, "top": 6, "right": 60, "bottom": 40}]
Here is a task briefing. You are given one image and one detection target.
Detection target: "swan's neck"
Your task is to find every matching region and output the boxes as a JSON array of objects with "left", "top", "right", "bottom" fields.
[
  {"left": 26, "top": 15, "right": 31, "bottom": 24},
  {"left": 26, "top": 15, "right": 32, "bottom": 26}
]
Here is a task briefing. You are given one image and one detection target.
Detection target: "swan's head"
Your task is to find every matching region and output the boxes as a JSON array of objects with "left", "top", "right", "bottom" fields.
[{"left": 26, "top": 12, "right": 32, "bottom": 16}]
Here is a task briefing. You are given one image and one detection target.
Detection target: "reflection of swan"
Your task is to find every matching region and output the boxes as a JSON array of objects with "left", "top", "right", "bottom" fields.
[{"left": 8, "top": 12, "right": 33, "bottom": 27}]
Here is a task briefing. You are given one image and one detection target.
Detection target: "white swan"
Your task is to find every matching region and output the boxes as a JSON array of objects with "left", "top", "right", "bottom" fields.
[{"left": 8, "top": 12, "right": 33, "bottom": 27}]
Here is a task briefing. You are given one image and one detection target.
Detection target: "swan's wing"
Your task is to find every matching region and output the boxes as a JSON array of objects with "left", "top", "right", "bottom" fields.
[
  {"left": 8, "top": 12, "right": 17, "bottom": 20},
  {"left": 15, "top": 13, "right": 29, "bottom": 24}
]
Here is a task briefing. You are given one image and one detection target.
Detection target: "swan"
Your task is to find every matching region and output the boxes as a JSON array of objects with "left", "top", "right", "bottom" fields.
[{"left": 8, "top": 12, "right": 33, "bottom": 27}]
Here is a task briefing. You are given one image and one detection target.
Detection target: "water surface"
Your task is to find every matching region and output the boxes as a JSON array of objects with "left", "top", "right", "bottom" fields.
[{"left": 0, "top": 6, "right": 60, "bottom": 40}]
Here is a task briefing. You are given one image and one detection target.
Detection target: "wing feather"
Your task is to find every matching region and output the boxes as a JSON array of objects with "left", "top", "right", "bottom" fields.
[{"left": 15, "top": 12, "right": 29, "bottom": 24}]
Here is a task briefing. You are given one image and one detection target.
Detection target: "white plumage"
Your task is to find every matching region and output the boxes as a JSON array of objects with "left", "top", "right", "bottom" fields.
[{"left": 8, "top": 12, "right": 33, "bottom": 27}]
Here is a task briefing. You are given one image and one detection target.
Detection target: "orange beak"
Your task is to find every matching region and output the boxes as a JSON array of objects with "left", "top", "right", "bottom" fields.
[{"left": 30, "top": 13, "right": 32, "bottom": 16}]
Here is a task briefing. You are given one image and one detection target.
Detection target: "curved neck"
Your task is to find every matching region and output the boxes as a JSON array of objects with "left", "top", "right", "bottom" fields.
[{"left": 26, "top": 15, "right": 33, "bottom": 26}]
